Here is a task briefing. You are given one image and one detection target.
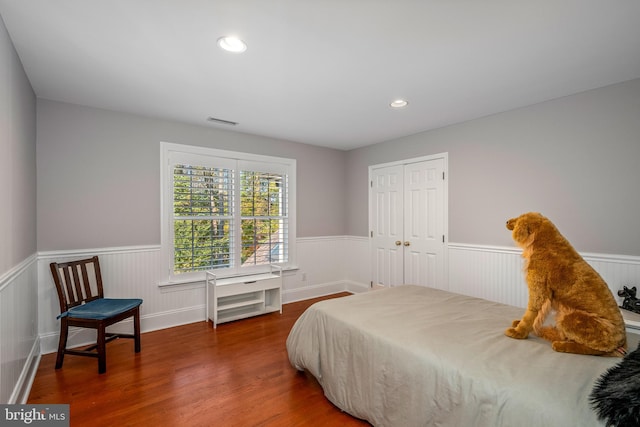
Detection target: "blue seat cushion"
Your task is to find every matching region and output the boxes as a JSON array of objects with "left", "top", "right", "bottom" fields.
[{"left": 58, "top": 298, "right": 143, "bottom": 320}]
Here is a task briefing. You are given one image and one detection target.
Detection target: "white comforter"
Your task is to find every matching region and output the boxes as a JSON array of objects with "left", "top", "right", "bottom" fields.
[{"left": 287, "top": 285, "right": 636, "bottom": 427}]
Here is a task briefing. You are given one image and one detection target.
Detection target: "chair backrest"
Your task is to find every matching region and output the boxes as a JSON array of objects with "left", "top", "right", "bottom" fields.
[{"left": 50, "top": 256, "right": 105, "bottom": 313}]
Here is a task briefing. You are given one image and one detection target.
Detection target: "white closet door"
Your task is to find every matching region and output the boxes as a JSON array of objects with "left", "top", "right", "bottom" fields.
[
  {"left": 370, "top": 165, "right": 404, "bottom": 287},
  {"left": 403, "top": 158, "right": 445, "bottom": 287},
  {"left": 370, "top": 155, "right": 447, "bottom": 288}
]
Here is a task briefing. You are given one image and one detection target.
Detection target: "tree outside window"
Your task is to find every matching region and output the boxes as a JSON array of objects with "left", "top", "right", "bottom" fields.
[{"left": 172, "top": 165, "right": 288, "bottom": 275}]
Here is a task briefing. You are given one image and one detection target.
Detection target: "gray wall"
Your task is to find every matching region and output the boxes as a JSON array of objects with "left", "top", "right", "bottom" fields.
[
  {"left": 0, "top": 15, "right": 36, "bottom": 274},
  {"left": 32, "top": 71, "right": 640, "bottom": 257},
  {"left": 346, "top": 79, "right": 640, "bottom": 256},
  {"left": 36, "top": 100, "right": 346, "bottom": 251}
]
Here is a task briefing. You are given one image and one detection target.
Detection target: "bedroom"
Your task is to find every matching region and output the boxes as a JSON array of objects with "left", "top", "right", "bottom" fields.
[{"left": 1, "top": 0, "right": 640, "bottom": 423}]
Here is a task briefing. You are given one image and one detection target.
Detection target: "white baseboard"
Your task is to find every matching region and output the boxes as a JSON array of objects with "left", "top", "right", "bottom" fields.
[
  {"left": 344, "top": 280, "right": 370, "bottom": 294},
  {"left": 283, "top": 281, "right": 354, "bottom": 304},
  {"left": 38, "top": 305, "right": 206, "bottom": 355},
  {"left": 9, "top": 338, "right": 41, "bottom": 404},
  {"left": 137, "top": 305, "right": 205, "bottom": 333},
  {"left": 38, "top": 279, "right": 370, "bottom": 356}
]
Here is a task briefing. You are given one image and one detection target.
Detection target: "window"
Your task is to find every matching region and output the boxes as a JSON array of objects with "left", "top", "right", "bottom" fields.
[{"left": 161, "top": 142, "right": 296, "bottom": 282}]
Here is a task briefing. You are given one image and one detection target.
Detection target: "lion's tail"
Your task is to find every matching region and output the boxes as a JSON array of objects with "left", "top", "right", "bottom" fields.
[{"left": 533, "top": 299, "right": 552, "bottom": 335}]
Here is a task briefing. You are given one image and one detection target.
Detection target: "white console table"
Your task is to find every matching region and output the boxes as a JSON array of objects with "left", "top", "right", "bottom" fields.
[{"left": 206, "top": 265, "right": 283, "bottom": 328}]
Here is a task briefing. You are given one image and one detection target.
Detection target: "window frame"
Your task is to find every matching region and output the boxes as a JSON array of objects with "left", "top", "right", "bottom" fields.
[{"left": 160, "top": 142, "right": 296, "bottom": 284}]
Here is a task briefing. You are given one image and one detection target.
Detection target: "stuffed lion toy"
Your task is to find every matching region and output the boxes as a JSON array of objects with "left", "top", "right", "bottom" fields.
[{"left": 504, "top": 212, "right": 627, "bottom": 356}]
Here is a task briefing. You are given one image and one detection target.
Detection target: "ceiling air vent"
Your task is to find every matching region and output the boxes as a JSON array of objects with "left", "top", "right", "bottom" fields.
[{"left": 207, "top": 116, "right": 238, "bottom": 126}]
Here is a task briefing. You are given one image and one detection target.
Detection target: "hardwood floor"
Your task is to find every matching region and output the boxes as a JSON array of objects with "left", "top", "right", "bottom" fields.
[{"left": 28, "top": 293, "right": 371, "bottom": 427}]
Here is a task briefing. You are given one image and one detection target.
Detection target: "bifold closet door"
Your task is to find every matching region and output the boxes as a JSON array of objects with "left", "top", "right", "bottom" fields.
[
  {"left": 402, "top": 159, "right": 445, "bottom": 287},
  {"left": 371, "top": 165, "right": 404, "bottom": 287},
  {"left": 370, "top": 157, "right": 445, "bottom": 287}
]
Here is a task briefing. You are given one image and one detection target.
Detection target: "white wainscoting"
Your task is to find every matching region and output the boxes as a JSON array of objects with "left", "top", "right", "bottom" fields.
[
  {"left": 288, "top": 236, "right": 370, "bottom": 302},
  {"left": 448, "top": 244, "right": 528, "bottom": 307},
  {"left": 7, "top": 238, "right": 640, "bottom": 402},
  {"left": 449, "top": 243, "right": 640, "bottom": 309},
  {"left": 34, "top": 240, "right": 640, "bottom": 356},
  {"left": 38, "top": 246, "right": 172, "bottom": 355},
  {"left": 0, "top": 254, "right": 39, "bottom": 404},
  {"left": 36, "top": 236, "right": 371, "bottom": 355}
]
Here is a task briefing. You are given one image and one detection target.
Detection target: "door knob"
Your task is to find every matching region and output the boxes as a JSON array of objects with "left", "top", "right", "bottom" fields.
[
  {"left": 395, "top": 240, "right": 402, "bottom": 246},
  {"left": 404, "top": 241, "right": 410, "bottom": 246}
]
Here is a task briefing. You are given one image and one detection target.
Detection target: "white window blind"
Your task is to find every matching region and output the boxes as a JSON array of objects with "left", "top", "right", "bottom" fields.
[
  {"left": 173, "top": 164, "right": 234, "bottom": 273},
  {"left": 239, "top": 170, "right": 288, "bottom": 267},
  {"left": 162, "top": 142, "right": 295, "bottom": 281}
]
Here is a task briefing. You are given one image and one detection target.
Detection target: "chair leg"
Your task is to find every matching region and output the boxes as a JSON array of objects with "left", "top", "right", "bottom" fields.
[
  {"left": 55, "top": 319, "right": 69, "bottom": 369},
  {"left": 133, "top": 308, "right": 141, "bottom": 353},
  {"left": 97, "top": 325, "right": 107, "bottom": 374}
]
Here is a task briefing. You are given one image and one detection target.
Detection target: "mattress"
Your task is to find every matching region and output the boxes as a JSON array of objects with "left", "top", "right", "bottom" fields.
[{"left": 286, "top": 285, "right": 638, "bottom": 427}]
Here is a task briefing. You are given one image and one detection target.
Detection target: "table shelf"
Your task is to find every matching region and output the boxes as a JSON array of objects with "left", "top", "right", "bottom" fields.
[{"left": 206, "top": 266, "right": 283, "bottom": 328}]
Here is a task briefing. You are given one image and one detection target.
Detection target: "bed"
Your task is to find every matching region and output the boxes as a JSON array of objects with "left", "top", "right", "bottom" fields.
[{"left": 286, "top": 285, "right": 639, "bottom": 427}]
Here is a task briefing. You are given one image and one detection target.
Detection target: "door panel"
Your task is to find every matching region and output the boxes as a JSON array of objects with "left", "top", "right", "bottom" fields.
[
  {"left": 403, "top": 159, "right": 445, "bottom": 287},
  {"left": 370, "top": 155, "right": 447, "bottom": 289},
  {"left": 370, "top": 165, "right": 404, "bottom": 286}
]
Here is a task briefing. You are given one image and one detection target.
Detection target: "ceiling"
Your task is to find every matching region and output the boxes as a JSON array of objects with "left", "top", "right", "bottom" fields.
[{"left": 1, "top": 1, "right": 639, "bottom": 151}]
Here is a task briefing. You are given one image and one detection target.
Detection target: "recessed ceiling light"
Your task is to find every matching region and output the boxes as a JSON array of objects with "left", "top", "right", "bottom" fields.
[
  {"left": 390, "top": 99, "right": 408, "bottom": 108},
  {"left": 217, "top": 36, "right": 247, "bottom": 53}
]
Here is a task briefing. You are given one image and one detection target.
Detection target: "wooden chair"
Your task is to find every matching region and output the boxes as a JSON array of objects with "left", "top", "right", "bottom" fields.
[{"left": 49, "top": 256, "right": 142, "bottom": 374}]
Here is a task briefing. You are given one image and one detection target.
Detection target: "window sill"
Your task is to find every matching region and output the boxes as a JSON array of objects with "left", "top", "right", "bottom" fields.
[{"left": 157, "top": 265, "right": 299, "bottom": 288}]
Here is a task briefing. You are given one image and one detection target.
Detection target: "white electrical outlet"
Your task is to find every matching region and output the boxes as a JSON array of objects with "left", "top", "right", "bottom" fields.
[{"left": 301, "top": 272, "right": 307, "bottom": 281}]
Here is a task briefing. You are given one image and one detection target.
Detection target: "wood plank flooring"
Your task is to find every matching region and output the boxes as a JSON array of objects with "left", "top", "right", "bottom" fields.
[{"left": 28, "top": 293, "right": 371, "bottom": 427}]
